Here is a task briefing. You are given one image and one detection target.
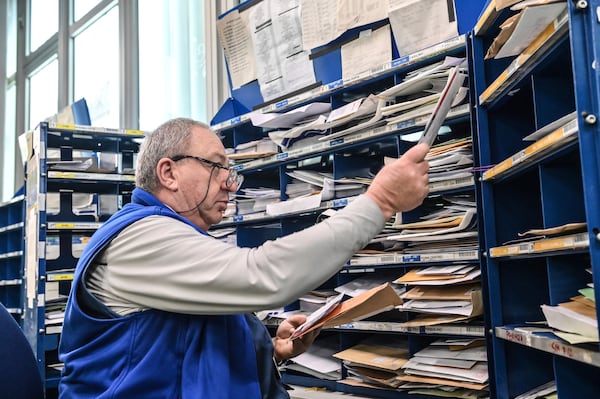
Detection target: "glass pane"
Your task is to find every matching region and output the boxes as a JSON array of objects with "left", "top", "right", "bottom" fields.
[
  {"left": 139, "top": 0, "right": 207, "bottom": 131},
  {"left": 6, "top": 0, "right": 17, "bottom": 76},
  {"left": 74, "top": 6, "right": 119, "bottom": 128},
  {"left": 74, "top": 0, "right": 100, "bottom": 22},
  {"left": 3, "top": 85, "right": 17, "bottom": 201},
  {"left": 29, "top": 0, "right": 58, "bottom": 53},
  {"left": 28, "top": 58, "right": 59, "bottom": 129}
]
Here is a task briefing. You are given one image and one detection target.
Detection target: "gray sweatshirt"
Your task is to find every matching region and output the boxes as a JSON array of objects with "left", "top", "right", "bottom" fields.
[{"left": 86, "top": 194, "right": 385, "bottom": 315}]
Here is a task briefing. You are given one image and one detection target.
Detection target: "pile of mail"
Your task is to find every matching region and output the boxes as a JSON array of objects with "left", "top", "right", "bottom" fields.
[
  {"left": 425, "top": 137, "right": 475, "bottom": 193},
  {"left": 485, "top": 1, "right": 567, "bottom": 60},
  {"left": 335, "top": 337, "right": 410, "bottom": 389},
  {"left": 355, "top": 192, "right": 478, "bottom": 259},
  {"left": 333, "top": 336, "right": 489, "bottom": 397},
  {"left": 398, "top": 338, "right": 489, "bottom": 397},
  {"left": 541, "top": 269, "right": 598, "bottom": 344},
  {"left": 513, "top": 381, "right": 557, "bottom": 399},
  {"left": 228, "top": 138, "right": 278, "bottom": 163},
  {"left": 281, "top": 335, "right": 342, "bottom": 381},
  {"left": 395, "top": 265, "right": 483, "bottom": 327},
  {"left": 246, "top": 56, "right": 468, "bottom": 152},
  {"left": 233, "top": 187, "right": 280, "bottom": 215}
]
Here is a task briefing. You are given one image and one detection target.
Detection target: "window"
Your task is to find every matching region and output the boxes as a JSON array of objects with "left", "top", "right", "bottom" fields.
[
  {"left": 1, "top": 1, "right": 221, "bottom": 199},
  {"left": 6, "top": 0, "right": 16, "bottom": 77},
  {"left": 74, "top": 0, "right": 101, "bottom": 22},
  {"left": 138, "top": 0, "right": 207, "bottom": 131},
  {"left": 73, "top": 5, "right": 119, "bottom": 127},
  {"left": 28, "top": 58, "right": 59, "bottom": 129},
  {"left": 2, "top": 85, "right": 17, "bottom": 201},
  {"left": 29, "top": 0, "right": 58, "bottom": 54}
]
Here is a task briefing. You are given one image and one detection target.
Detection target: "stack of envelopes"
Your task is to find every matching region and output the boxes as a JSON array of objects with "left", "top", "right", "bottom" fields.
[
  {"left": 541, "top": 283, "right": 598, "bottom": 344},
  {"left": 334, "top": 339, "right": 410, "bottom": 389},
  {"left": 398, "top": 338, "right": 489, "bottom": 397},
  {"left": 395, "top": 265, "right": 483, "bottom": 327}
]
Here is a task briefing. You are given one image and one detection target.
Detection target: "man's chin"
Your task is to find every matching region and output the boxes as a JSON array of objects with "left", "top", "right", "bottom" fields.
[{"left": 211, "top": 211, "right": 225, "bottom": 225}]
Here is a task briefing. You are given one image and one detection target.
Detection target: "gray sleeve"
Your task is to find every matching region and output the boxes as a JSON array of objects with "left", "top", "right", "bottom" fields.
[{"left": 88, "top": 194, "right": 385, "bottom": 314}]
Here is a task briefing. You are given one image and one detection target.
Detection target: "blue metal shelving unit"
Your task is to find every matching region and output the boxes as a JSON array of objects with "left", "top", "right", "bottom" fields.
[{"left": 472, "top": 0, "right": 600, "bottom": 397}]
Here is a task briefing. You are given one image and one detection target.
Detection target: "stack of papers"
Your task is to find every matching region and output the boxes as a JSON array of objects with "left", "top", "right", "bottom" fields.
[
  {"left": 251, "top": 102, "right": 333, "bottom": 150},
  {"left": 425, "top": 137, "right": 475, "bottom": 192},
  {"left": 334, "top": 339, "right": 410, "bottom": 389},
  {"left": 355, "top": 193, "right": 478, "bottom": 256},
  {"left": 45, "top": 297, "right": 67, "bottom": 334},
  {"left": 286, "top": 170, "right": 334, "bottom": 199},
  {"left": 394, "top": 265, "right": 483, "bottom": 327},
  {"left": 541, "top": 290, "right": 598, "bottom": 343},
  {"left": 229, "top": 138, "right": 278, "bottom": 162},
  {"left": 514, "top": 381, "right": 557, "bottom": 399},
  {"left": 400, "top": 283, "right": 483, "bottom": 317},
  {"left": 251, "top": 56, "right": 468, "bottom": 151},
  {"left": 282, "top": 336, "right": 342, "bottom": 381},
  {"left": 381, "top": 138, "right": 476, "bottom": 196},
  {"left": 398, "top": 338, "right": 489, "bottom": 397},
  {"left": 233, "top": 187, "right": 280, "bottom": 215},
  {"left": 334, "top": 273, "right": 404, "bottom": 298},
  {"left": 485, "top": 1, "right": 567, "bottom": 60},
  {"left": 386, "top": 208, "right": 477, "bottom": 242},
  {"left": 263, "top": 169, "right": 370, "bottom": 216},
  {"left": 286, "top": 169, "right": 369, "bottom": 199}
]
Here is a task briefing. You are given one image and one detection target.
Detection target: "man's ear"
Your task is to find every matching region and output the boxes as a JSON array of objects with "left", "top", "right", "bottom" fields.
[{"left": 156, "top": 158, "right": 179, "bottom": 191}]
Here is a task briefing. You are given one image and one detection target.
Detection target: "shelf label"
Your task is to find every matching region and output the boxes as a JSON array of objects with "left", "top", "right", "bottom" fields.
[
  {"left": 533, "top": 233, "right": 588, "bottom": 252},
  {"left": 327, "top": 80, "right": 343, "bottom": 90},
  {"left": 504, "top": 330, "right": 526, "bottom": 344},
  {"left": 396, "top": 120, "right": 416, "bottom": 130},
  {"left": 52, "top": 223, "right": 75, "bottom": 229},
  {"left": 48, "top": 273, "right": 74, "bottom": 281},
  {"left": 276, "top": 153, "right": 289, "bottom": 160},
  {"left": 391, "top": 56, "right": 410, "bottom": 67},
  {"left": 425, "top": 325, "right": 484, "bottom": 336},
  {"left": 401, "top": 255, "right": 421, "bottom": 262},
  {"left": 275, "top": 99, "right": 288, "bottom": 109},
  {"left": 490, "top": 244, "right": 524, "bottom": 257},
  {"left": 52, "top": 172, "right": 76, "bottom": 179},
  {"left": 332, "top": 198, "right": 349, "bottom": 207},
  {"left": 550, "top": 340, "right": 574, "bottom": 358}
]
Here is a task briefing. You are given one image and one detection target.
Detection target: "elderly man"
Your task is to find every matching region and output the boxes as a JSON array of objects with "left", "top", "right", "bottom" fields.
[{"left": 59, "top": 117, "right": 429, "bottom": 398}]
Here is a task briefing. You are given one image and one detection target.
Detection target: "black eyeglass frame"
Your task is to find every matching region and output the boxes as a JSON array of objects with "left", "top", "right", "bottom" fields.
[{"left": 170, "top": 154, "right": 243, "bottom": 189}]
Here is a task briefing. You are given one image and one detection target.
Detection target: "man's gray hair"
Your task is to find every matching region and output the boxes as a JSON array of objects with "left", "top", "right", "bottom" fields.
[{"left": 136, "top": 118, "right": 211, "bottom": 192}]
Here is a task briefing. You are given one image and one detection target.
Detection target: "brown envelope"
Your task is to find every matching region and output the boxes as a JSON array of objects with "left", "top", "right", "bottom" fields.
[
  {"left": 295, "top": 283, "right": 403, "bottom": 338},
  {"left": 334, "top": 343, "right": 409, "bottom": 372},
  {"left": 396, "top": 374, "right": 489, "bottom": 391},
  {"left": 401, "top": 283, "right": 481, "bottom": 300},
  {"left": 559, "top": 299, "right": 598, "bottom": 320}
]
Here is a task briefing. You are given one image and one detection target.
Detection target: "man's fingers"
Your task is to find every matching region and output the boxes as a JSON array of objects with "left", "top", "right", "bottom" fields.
[{"left": 401, "top": 143, "right": 430, "bottom": 163}]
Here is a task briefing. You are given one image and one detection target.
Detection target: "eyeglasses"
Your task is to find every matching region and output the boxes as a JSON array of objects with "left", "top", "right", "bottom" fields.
[{"left": 170, "top": 154, "right": 244, "bottom": 189}]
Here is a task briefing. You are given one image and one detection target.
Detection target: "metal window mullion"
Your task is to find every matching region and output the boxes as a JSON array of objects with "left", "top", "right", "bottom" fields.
[
  {"left": 57, "top": 0, "right": 70, "bottom": 110},
  {"left": 22, "top": 35, "right": 58, "bottom": 76},
  {"left": 15, "top": 0, "right": 26, "bottom": 141},
  {"left": 119, "top": 0, "right": 138, "bottom": 130},
  {"left": 68, "top": 0, "right": 116, "bottom": 37},
  {"left": 206, "top": 0, "right": 240, "bottom": 120},
  {"left": 0, "top": 4, "right": 7, "bottom": 185}
]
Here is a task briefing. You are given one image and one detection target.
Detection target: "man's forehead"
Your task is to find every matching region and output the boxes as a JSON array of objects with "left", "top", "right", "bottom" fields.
[{"left": 190, "top": 127, "right": 227, "bottom": 159}]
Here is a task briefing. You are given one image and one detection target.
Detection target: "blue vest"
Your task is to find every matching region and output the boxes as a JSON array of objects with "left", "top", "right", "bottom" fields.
[{"left": 59, "top": 188, "right": 264, "bottom": 398}]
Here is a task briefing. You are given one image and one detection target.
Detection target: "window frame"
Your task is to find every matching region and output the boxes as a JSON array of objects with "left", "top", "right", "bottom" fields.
[{"left": 0, "top": 0, "right": 228, "bottom": 201}]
